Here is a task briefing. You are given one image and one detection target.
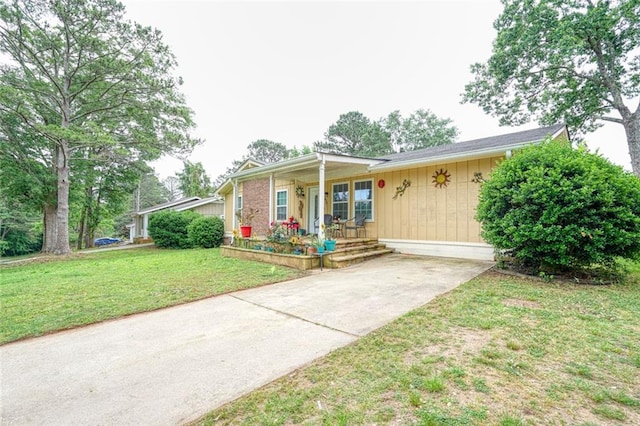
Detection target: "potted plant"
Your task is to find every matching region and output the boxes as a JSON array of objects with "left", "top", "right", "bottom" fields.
[
  {"left": 324, "top": 236, "right": 337, "bottom": 251},
  {"left": 236, "top": 207, "right": 258, "bottom": 238},
  {"left": 314, "top": 234, "right": 325, "bottom": 254},
  {"left": 306, "top": 235, "right": 323, "bottom": 254}
]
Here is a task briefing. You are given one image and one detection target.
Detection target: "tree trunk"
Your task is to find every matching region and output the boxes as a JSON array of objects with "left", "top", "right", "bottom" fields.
[
  {"left": 54, "top": 142, "right": 71, "bottom": 255},
  {"left": 42, "top": 203, "right": 58, "bottom": 253},
  {"left": 77, "top": 206, "right": 86, "bottom": 250},
  {"left": 84, "top": 202, "right": 94, "bottom": 249},
  {"left": 624, "top": 112, "right": 640, "bottom": 177}
]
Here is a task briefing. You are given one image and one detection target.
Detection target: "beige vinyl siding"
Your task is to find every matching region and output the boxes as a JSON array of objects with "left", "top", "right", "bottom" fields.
[
  {"left": 374, "top": 156, "right": 502, "bottom": 243},
  {"left": 190, "top": 203, "right": 224, "bottom": 217}
]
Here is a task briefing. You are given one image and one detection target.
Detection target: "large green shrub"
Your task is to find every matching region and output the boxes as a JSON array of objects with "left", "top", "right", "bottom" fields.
[
  {"left": 148, "top": 210, "right": 200, "bottom": 249},
  {"left": 476, "top": 140, "right": 640, "bottom": 272},
  {"left": 187, "top": 216, "right": 225, "bottom": 248}
]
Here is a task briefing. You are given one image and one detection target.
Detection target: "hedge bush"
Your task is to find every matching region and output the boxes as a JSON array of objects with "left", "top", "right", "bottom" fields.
[
  {"left": 187, "top": 216, "right": 225, "bottom": 248},
  {"left": 148, "top": 210, "right": 200, "bottom": 249},
  {"left": 476, "top": 140, "right": 640, "bottom": 272}
]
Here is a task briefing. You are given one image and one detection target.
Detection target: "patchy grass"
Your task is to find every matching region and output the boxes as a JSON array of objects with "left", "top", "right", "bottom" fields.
[
  {"left": 0, "top": 247, "right": 304, "bottom": 344},
  {"left": 193, "top": 260, "right": 640, "bottom": 425}
]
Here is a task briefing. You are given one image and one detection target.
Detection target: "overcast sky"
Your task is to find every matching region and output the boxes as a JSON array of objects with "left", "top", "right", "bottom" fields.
[{"left": 122, "top": 0, "right": 633, "bottom": 180}]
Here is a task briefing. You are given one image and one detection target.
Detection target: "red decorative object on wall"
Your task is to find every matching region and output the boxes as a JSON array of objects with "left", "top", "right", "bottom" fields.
[{"left": 377, "top": 179, "right": 385, "bottom": 188}]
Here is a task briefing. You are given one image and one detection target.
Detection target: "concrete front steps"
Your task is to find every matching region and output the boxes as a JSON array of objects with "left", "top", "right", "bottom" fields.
[{"left": 323, "top": 238, "right": 395, "bottom": 269}]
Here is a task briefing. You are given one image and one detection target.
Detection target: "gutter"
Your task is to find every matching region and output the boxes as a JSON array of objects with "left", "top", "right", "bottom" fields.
[{"left": 369, "top": 140, "right": 548, "bottom": 172}]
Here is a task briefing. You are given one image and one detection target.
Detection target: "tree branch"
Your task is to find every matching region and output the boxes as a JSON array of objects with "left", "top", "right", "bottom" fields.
[{"left": 600, "top": 116, "right": 624, "bottom": 124}]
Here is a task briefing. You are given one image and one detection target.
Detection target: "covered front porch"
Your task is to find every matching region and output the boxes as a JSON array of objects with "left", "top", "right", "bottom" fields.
[{"left": 217, "top": 152, "right": 385, "bottom": 243}]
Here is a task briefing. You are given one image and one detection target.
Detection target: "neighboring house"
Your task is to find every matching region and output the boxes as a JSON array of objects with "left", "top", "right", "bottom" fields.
[
  {"left": 129, "top": 196, "right": 225, "bottom": 242},
  {"left": 215, "top": 124, "right": 569, "bottom": 260}
]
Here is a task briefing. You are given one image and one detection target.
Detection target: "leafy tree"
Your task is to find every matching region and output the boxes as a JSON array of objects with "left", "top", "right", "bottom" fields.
[
  {"left": 314, "top": 111, "right": 392, "bottom": 156},
  {"left": 72, "top": 152, "right": 144, "bottom": 249},
  {"left": 0, "top": 116, "right": 58, "bottom": 249},
  {"left": 177, "top": 161, "right": 212, "bottom": 198},
  {"left": 288, "top": 145, "right": 313, "bottom": 158},
  {"left": 246, "top": 139, "right": 289, "bottom": 163},
  {"left": 462, "top": 0, "right": 640, "bottom": 176},
  {"left": 135, "top": 172, "right": 171, "bottom": 211},
  {"left": 0, "top": 0, "right": 200, "bottom": 254},
  {"left": 0, "top": 192, "right": 41, "bottom": 256},
  {"left": 315, "top": 110, "right": 457, "bottom": 156},
  {"left": 382, "top": 109, "right": 459, "bottom": 152},
  {"left": 212, "top": 160, "right": 243, "bottom": 193},
  {"left": 213, "top": 141, "right": 313, "bottom": 191},
  {"left": 476, "top": 140, "right": 640, "bottom": 273},
  {"left": 162, "top": 176, "right": 182, "bottom": 201}
]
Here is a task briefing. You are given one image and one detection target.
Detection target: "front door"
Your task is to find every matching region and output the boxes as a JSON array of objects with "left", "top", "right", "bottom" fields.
[{"left": 307, "top": 186, "right": 319, "bottom": 234}]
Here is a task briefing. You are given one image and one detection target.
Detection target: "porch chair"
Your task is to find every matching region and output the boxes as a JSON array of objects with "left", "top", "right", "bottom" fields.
[
  {"left": 344, "top": 213, "right": 366, "bottom": 238},
  {"left": 313, "top": 214, "right": 335, "bottom": 236},
  {"left": 323, "top": 214, "right": 336, "bottom": 238}
]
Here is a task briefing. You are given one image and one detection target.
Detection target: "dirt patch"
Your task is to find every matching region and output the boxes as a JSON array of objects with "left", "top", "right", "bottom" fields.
[{"left": 502, "top": 298, "right": 541, "bottom": 309}]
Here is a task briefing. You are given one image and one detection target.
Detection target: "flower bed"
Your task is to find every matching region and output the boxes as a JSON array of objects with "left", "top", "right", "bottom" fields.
[{"left": 221, "top": 245, "right": 321, "bottom": 270}]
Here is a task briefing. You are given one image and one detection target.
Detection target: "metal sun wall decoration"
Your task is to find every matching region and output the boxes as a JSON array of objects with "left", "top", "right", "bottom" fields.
[
  {"left": 432, "top": 168, "right": 451, "bottom": 188},
  {"left": 392, "top": 179, "right": 411, "bottom": 199}
]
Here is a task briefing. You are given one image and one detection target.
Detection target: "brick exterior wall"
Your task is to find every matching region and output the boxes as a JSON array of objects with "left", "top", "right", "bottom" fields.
[{"left": 243, "top": 178, "right": 270, "bottom": 235}]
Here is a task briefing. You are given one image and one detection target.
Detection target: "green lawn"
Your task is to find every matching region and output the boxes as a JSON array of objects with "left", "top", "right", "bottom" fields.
[
  {"left": 3, "top": 248, "right": 638, "bottom": 424},
  {"left": 193, "top": 260, "right": 640, "bottom": 425},
  {"left": 0, "top": 247, "right": 304, "bottom": 344}
]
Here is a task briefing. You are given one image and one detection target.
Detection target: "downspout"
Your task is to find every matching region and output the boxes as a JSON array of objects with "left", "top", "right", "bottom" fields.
[
  {"left": 318, "top": 155, "right": 326, "bottom": 241},
  {"left": 232, "top": 180, "right": 238, "bottom": 230}
]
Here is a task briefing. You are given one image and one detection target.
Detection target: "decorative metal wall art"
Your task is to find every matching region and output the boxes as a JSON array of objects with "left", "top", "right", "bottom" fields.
[
  {"left": 471, "top": 172, "right": 485, "bottom": 184},
  {"left": 392, "top": 179, "right": 411, "bottom": 199},
  {"left": 432, "top": 168, "right": 451, "bottom": 188}
]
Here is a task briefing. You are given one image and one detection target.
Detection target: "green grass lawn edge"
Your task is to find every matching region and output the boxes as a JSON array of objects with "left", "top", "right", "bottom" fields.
[{"left": 0, "top": 246, "right": 305, "bottom": 345}]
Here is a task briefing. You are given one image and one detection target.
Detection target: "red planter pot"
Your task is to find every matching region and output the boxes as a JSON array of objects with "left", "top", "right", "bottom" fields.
[{"left": 240, "top": 226, "right": 252, "bottom": 238}]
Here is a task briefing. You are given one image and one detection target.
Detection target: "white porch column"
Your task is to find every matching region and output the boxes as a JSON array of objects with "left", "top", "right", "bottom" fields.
[
  {"left": 143, "top": 214, "right": 149, "bottom": 238},
  {"left": 318, "top": 156, "right": 326, "bottom": 241}
]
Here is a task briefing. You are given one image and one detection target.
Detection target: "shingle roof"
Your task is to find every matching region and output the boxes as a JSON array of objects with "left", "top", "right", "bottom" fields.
[
  {"left": 136, "top": 197, "right": 200, "bottom": 215},
  {"left": 376, "top": 124, "right": 567, "bottom": 163},
  {"left": 174, "top": 196, "right": 223, "bottom": 211}
]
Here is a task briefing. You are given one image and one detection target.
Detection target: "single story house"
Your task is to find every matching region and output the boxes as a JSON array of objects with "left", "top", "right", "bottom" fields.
[
  {"left": 215, "top": 124, "right": 569, "bottom": 260},
  {"left": 129, "top": 196, "right": 225, "bottom": 242}
]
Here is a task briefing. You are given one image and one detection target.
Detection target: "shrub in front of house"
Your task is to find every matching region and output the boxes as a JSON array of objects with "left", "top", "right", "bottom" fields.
[
  {"left": 187, "top": 216, "right": 225, "bottom": 248},
  {"left": 476, "top": 140, "right": 640, "bottom": 274},
  {"left": 148, "top": 210, "right": 200, "bottom": 249}
]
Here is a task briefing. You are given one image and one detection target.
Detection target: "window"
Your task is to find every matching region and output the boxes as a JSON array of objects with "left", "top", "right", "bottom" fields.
[
  {"left": 354, "top": 180, "right": 373, "bottom": 220},
  {"left": 236, "top": 195, "right": 243, "bottom": 223},
  {"left": 332, "top": 182, "right": 349, "bottom": 220},
  {"left": 276, "top": 190, "right": 288, "bottom": 221}
]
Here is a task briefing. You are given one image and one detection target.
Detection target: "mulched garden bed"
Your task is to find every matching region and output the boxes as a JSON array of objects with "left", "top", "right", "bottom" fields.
[{"left": 490, "top": 262, "right": 620, "bottom": 285}]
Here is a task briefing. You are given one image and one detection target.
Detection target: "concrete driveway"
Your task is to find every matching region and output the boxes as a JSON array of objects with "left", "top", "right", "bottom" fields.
[{"left": 0, "top": 253, "right": 493, "bottom": 425}]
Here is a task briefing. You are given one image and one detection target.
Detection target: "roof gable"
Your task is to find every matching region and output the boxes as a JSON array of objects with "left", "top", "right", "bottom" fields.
[{"left": 136, "top": 196, "right": 200, "bottom": 215}]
